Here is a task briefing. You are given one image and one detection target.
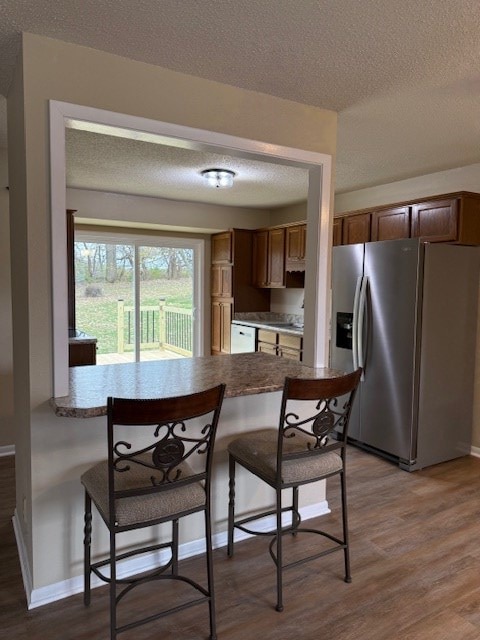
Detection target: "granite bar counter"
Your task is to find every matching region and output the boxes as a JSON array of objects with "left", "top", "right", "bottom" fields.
[{"left": 52, "top": 352, "right": 342, "bottom": 418}]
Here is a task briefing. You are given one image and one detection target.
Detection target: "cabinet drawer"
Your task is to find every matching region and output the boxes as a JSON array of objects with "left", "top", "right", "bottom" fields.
[
  {"left": 258, "top": 342, "right": 278, "bottom": 356},
  {"left": 278, "top": 346, "right": 302, "bottom": 361},
  {"left": 278, "top": 333, "right": 302, "bottom": 350},
  {"left": 258, "top": 329, "right": 277, "bottom": 344}
]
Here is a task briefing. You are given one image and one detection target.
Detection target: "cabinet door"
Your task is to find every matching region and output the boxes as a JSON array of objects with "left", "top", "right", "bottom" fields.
[
  {"left": 220, "top": 302, "right": 232, "bottom": 353},
  {"left": 253, "top": 230, "right": 269, "bottom": 287},
  {"left": 268, "top": 227, "right": 286, "bottom": 287},
  {"left": 211, "top": 265, "right": 232, "bottom": 297},
  {"left": 371, "top": 206, "right": 410, "bottom": 241},
  {"left": 278, "top": 346, "right": 302, "bottom": 361},
  {"left": 258, "top": 342, "right": 278, "bottom": 356},
  {"left": 332, "top": 218, "right": 343, "bottom": 246},
  {"left": 411, "top": 199, "right": 458, "bottom": 242},
  {"left": 286, "top": 225, "right": 306, "bottom": 260},
  {"left": 69, "top": 342, "right": 97, "bottom": 367},
  {"left": 211, "top": 300, "right": 222, "bottom": 353},
  {"left": 212, "top": 231, "right": 232, "bottom": 263},
  {"left": 343, "top": 213, "right": 371, "bottom": 245},
  {"left": 211, "top": 300, "right": 232, "bottom": 354}
]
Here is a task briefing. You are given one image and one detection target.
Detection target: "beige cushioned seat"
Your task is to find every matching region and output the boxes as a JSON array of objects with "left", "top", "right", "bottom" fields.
[
  {"left": 81, "top": 454, "right": 206, "bottom": 528},
  {"left": 228, "top": 428, "right": 343, "bottom": 485}
]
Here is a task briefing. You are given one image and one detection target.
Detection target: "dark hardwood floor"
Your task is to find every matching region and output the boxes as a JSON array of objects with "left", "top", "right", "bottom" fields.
[{"left": 2, "top": 447, "right": 480, "bottom": 639}]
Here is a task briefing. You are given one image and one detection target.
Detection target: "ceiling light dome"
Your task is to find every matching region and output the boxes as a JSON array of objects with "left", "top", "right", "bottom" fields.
[{"left": 201, "top": 168, "right": 236, "bottom": 188}]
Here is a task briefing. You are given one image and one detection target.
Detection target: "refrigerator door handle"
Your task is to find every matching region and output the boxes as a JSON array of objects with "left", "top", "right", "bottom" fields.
[
  {"left": 358, "top": 275, "right": 368, "bottom": 380},
  {"left": 352, "top": 275, "right": 363, "bottom": 370}
]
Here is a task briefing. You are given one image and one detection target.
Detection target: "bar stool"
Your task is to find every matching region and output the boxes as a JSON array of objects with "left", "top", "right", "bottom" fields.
[
  {"left": 81, "top": 384, "right": 225, "bottom": 640},
  {"left": 227, "top": 370, "right": 361, "bottom": 612}
]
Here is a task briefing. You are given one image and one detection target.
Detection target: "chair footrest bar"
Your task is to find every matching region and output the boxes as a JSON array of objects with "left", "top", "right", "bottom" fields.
[
  {"left": 234, "top": 505, "right": 297, "bottom": 537},
  {"left": 116, "top": 594, "right": 211, "bottom": 635},
  {"left": 116, "top": 571, "right": 210, "bottom": 606}
]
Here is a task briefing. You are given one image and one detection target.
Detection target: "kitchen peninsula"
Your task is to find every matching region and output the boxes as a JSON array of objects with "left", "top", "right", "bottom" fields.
[
  {"left": 39, "top": 353, "right": 343, "bottom": 606},
  {"left": 52, "top": 352, "right": 337, "bottom": 417}
]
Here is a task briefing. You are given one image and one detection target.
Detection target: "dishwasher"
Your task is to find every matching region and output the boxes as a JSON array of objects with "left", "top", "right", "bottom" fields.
[{"left": 230, "top": 324, "right": 256, "bottom": 353}]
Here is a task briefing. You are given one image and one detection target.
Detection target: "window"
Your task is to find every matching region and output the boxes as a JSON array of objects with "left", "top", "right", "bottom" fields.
[{"left": 74, "top": 232, "right": 202, "bottom": 363}]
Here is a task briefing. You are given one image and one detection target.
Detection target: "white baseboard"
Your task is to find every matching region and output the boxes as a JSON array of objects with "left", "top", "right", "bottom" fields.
[
  {"left": 470, "top": 445, "right": 480, "bottom": 458},
  {"left": 0, "top": 445, "right": 15, "bottom": 457},
  {"left": 12, "top": 510, "right": 33, "bottom": 608},
  {"left": 23, "top": 500, "right": 329, "bottom": 609}
]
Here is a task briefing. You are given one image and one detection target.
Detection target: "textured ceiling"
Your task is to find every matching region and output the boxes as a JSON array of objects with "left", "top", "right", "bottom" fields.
[
  {"left": 65, "top": 128, "right": 308, "bottom": 208},
  {"left": 0, "top": 0, "right": 479, "bottom": 198}
]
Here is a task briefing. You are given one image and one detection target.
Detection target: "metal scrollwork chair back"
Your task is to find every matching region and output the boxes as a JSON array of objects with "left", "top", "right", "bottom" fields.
[
  {"left": 227, "top": 369, "right": 361, "bottom": 613},
  {"left": 81, "top": 383, "right": 225, "bottom": 640}
]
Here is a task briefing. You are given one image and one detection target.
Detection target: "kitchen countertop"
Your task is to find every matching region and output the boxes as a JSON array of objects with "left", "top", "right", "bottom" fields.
[
  {"left": 232, "top": 319, "right": 303, "bottom": 337},
  {"left": 51, "top": 352, "right": 342, "bottom": 418},
  {"left": 68, "top": 330, "right": 97, "bottom": 345}
]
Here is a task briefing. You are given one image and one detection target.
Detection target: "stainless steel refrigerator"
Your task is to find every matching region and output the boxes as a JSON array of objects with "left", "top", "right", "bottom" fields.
[{"left": 331, "top": 237, "right": 479, "bottom": 470}]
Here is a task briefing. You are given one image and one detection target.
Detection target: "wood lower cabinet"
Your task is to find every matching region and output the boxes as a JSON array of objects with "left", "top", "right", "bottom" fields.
[
  {"left": 69, "top": 340, "right": 97, "bottom": 366},
  {"left": 257, "top": 329, "right": 302, "bottom": 361},
  {"left": 342, "top": 212, "right": 371, "bottom": 245},
  {"left": 211, "top": 299, "right": 232, "bottom": 354},
  {"left": 371, "top": 206, "right": 410, "bottom": 241},
  {"left": 254, "top": 227, "right": 285, "bottom": 287}
]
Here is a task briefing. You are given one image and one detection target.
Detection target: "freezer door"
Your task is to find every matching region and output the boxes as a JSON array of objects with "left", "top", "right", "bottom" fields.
[
  {"left": 360, "top": 238, "right": 421, "bottom": 462},
  {"left": 331, "top": 244, "right": 364, "bottom": 371},
  {"left": 331, "top": 244, "right": 364, "bottom": 439}
]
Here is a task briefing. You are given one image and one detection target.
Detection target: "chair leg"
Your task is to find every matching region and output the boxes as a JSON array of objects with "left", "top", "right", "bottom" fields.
[
  {"left": 205, "top": 505, "right": 217, "bottom": 640},
  {"left": 172, "top": 518, "right": 179, "bottom": 575},
  {"left": 227, "top": 455, "right": 236, "bottom": 558},
  {"left": 109, "top": 529, "right": 117, "bottom": 640},
  {"left": 275, "top": 489, "right": 284, "bottom": 612},
  {"left": 340, "top": 470, "right": 352, "bottom": 583},
  {"left": 292, "top": 486, "right": 299, "bottom": 535},
  {"left": 83, "top": 491, "right": 92, "bottom": 607}
]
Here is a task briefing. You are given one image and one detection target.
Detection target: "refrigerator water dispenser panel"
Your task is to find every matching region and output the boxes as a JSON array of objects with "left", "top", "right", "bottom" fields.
[{"left": 336, "top": 312, "right": 353, "bottom": 349}]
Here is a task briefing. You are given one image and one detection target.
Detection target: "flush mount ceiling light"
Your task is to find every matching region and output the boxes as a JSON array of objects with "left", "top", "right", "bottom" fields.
[{"left": 201, "top": 168, "right": 236, "bottom": 188}]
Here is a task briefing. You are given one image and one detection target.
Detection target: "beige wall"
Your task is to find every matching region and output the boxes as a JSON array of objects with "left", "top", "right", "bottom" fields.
[
  {"left": 8, "top": 32, "right": 336, "bottom": 594},
  {"left": 67, "top": 187, "right": 272, "bottom": 231},
  {"left": 334, "top": 163, "right": 480, "bottom": 214},
  {"left": 333, "top": 165, "right": 480, "bottom": 449},
  {"left": 0, "top": 147, "right": 14, "bottom": 448}
]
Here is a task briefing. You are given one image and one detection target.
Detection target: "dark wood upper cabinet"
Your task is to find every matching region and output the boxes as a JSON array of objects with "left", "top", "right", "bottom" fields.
[
  {"left": 286, "top": 224, "right": 306, "bottom": 264},
  {"left": 268, "top": 227, "right": 286, "bottom": 287},
  {"left": 411, "top": 198, "right": 458, "bottom": 242},
  {"left": 211, "top": 231, "right": 233, "bottom": 263},
  {"left": 342, "top": 212, "right": 371, "bottom": 245},
  {"left": 337, "top": 192, "right": 480, "bottom": 246},
  {"left": 332, "top": 218, "right": 343, "bottom": 246},
  {"left": 371, "top": 206, "right": 410, "bottom": 241},
  {"left": 253, "top": 227, "right": 285, "bottom": 288},
  {"left": 254, "top": 227, "right": 286, "bottom": 288}
]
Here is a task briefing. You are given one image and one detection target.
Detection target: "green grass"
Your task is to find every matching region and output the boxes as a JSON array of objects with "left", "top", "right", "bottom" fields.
[{"left": 75, "top": 278, "right": 192, "bottom": 354}]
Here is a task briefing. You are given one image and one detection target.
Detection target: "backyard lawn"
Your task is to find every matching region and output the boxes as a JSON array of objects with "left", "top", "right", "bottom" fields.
[{"left": 75, "top": 278, "right": 193, "bottom": 354}]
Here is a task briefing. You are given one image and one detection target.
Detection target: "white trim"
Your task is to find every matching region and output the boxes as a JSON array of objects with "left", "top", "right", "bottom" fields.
[
  {"left": 26, "top": 500, "right": 329, "bottom": 609},
  {"left": 13, "top": 510, "right": 33, "bottom": 608},
  {"left": 470, "top": 446, "right": 480, "bottom": 458},
  {"left": 49, "top": 100, "right": 333, "bottom": 396},
  {"left": 0, "top": 444, "right": 15, "bottom": 457}
]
